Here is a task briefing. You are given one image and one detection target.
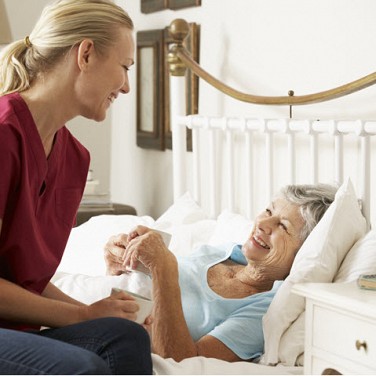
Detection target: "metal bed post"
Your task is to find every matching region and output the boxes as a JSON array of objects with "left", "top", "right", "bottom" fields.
[{"left": 167, "top": 20, "right": 189, "bottom": 203}]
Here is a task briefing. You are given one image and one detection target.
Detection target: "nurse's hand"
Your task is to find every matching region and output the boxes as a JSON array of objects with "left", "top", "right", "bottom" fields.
[
  {"left": 104, "top": 233, "right": 129, "bottom": 275},
  {"left": 81, "top": 290, "right": 139, "bottom": 322}
]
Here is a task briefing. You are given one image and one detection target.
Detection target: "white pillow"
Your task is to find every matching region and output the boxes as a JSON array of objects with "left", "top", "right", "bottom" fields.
[
  {"left": 155, "top": 192, "right": 208, "bottom": 226},
  {"left": 55, "top": 191, "right": 215, "bottom": 296},
  {"left": 334, "top": 229, "right": 376, "bottom": 283},
  {"left": 58, "top": 214, "right": 155, "bottom": 276},
  {"left": 208, "top": 210, "right": 254, "bottom": 246},
  {"left": 164, "top": 219, "right": 217, "bottom": 257},
  {"left": 278, "top": 312, "right": 305, "bottom": 366},
  {"left": 57, "top": 192, "right": 210, "bottom": 276},
  {"left": 52, "top": 271, "right": 153, "bottom": 304},
  {"left": 261, "top": 178, "right": 367, "bottom": 366},
  {"left": 154, "top": 192, "right": 216, "bottom": 256},
  {"left": 53, "top": 193, "right": 213, "bottom": 301}
]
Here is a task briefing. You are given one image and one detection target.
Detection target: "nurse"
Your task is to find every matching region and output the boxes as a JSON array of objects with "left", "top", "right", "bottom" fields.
[{"left": 0, "top": 0, "right": 152, "bottom": 374}]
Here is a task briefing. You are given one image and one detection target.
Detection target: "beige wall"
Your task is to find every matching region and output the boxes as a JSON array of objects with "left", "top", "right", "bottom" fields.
[
  {"left": 112, "top": 0, "right": 376, "bottom": 217},
  {"left": 4, "top": 0, "right": 376, "bottom": 218}
]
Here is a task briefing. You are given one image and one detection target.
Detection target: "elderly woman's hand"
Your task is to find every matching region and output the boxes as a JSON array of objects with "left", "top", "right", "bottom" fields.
[
  {"left": 123, "top": 225, "right": 174, "bottom": 273},
  {"left": 104, "top": 233, "right": 130, "bottom": 275},
  {"left": 142, "top": 315, "right": 153, "bottom": 337}
]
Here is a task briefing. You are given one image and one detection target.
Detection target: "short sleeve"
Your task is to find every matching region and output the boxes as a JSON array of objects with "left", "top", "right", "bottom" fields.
[
  {"left": 208, "top": 281, "right": 280, "bottom": 360},
  {"left": 0, "top": 125, "right": 20, "bottom": 218},
  {"left": 209, "top": 281, "right": 282, "bottom": 360},
  {"left": 209, "top": 301, "right": 266, "bottom": 360}
]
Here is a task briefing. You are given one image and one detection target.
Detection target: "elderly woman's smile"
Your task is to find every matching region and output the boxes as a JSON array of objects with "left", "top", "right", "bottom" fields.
[
  {"left": 242, "top": 197, "right": 305, "bottom": 271},
  {"left": 252, "top": 234, "right": 270, "bottom": 249}
]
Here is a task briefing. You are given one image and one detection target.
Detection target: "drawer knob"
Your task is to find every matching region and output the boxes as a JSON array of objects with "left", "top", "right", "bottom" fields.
[{"left": 355, "top": 340, "right": 367, "bottom": 352}]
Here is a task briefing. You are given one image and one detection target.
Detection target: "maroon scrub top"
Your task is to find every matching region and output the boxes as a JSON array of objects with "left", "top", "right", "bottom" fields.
[{"left": 0, "top": 93, "right": 90, "bottom": 330}]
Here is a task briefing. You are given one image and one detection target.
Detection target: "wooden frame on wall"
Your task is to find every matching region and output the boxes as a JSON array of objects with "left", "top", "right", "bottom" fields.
[
  {"left": 168, "top": 0, "right": 201, "bottom": 10},
  {"left": 136, "top": 29, "right": 165, "bottom": 150},
  {"left": 136, "top": 23, "right": 200, "bottom": 150},
  {"left": 141, "top": 0, "right": 168, "bottom": 14},
  {"left": 141, "top": 0, "right": 201, "bottom": 13}
]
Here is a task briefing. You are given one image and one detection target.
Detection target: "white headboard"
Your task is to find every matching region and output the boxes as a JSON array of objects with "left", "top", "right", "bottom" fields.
[{"left": 171, "top": 114, "right": 376, "bottom": 225}]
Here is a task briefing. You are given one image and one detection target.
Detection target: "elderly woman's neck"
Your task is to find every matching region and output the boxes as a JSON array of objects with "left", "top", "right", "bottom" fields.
[{"left": 237, "top": 262, "right": 289, "bottom": 292}]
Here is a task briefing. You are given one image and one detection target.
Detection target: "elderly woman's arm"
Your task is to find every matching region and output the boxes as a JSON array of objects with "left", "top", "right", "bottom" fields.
[
  {"left": 151, "top": 256, "right": 242, "bottom": 361},
  {"left": 120, "top": 226, "right": 243, "bottom": 362}
]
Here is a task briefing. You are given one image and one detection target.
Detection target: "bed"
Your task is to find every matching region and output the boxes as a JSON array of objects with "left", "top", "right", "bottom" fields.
[{"left": 53, "top": 18, "right": 376, "bottom": 374}]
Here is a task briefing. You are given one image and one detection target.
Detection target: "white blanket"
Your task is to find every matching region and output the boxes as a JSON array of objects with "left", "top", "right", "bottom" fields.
[{"left": 151, "top": 354, "right": 302, "bottom": 375}]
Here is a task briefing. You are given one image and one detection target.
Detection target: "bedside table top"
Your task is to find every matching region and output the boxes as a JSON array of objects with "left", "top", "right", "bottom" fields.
[
  {"left": 76, "top": 203, "right": 137, "bottom": 226},
  {"left": 292, "top": 282, "right": 376, "bottom": 318}
]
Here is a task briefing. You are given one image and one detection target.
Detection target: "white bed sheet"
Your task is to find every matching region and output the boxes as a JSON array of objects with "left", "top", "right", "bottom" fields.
[{"left": 151, "top": 354, "right": 302, "bottom": 375}]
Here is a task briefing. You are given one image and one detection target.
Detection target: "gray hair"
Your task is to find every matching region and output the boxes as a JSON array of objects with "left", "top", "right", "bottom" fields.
[
  {"left": 0, "top": 0, "right": 133, "bottom": 95},
  {"left": 277, "top": 183, "right": 337, "bottom": 241}
]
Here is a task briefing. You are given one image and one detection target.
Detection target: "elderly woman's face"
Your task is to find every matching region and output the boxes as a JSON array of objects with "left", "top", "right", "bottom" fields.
[{"left": 242, "top": 197, "right": 305, "bottom": 273}]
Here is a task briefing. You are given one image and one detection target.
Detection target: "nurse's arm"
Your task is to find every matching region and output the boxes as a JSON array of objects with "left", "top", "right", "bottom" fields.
[
  {"left": 42, "top": 282, "right": 85, "bottom": 305},
  {"left": 0, "top": 277, "right": 84, "bottom": 327}
]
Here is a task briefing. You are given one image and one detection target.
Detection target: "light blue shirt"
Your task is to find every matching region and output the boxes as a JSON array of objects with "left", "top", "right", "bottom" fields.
[{"left": 177, "top": 243, "right": 282, "bottom": 360}]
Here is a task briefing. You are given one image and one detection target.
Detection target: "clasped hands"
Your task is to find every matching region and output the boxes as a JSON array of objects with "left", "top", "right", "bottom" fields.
[
  {"left": 104, "top": 225, "right": 170, "bottom": 277},
  {"left": 98, "top": 226, "right": 168, "bottom": 329}
]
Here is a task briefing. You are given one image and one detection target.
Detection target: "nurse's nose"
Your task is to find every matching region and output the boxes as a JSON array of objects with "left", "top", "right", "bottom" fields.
[{"left": 120, "top": 76, "right": 130, "bottom": 94}]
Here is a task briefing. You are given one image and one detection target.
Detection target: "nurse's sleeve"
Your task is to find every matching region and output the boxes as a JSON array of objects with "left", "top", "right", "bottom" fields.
[{"left": 0, "top": 126, "right": 20, "bottom": 218}]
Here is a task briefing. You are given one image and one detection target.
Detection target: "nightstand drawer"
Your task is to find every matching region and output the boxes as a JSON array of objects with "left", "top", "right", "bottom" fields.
[{"left": 313, "top": 305, "right": 376, "bottom": 369}]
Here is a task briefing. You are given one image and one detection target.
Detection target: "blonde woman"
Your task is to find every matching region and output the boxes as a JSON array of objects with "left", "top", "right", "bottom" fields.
[{"left": 0, "top": 0, "right": 151, "bottom": 374}]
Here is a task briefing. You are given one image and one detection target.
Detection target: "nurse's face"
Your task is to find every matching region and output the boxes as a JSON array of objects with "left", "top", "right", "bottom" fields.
[{"left": 77, "top": 27, "right": 135, "bottom": 121}]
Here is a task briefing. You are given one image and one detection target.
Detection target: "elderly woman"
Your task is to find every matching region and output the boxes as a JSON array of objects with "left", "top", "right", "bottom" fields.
[{"left": 105, "top": 183, "right": 337, "bottom": 363}]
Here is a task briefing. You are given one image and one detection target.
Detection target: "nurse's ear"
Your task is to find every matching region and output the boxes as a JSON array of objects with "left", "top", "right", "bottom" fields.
[{"left": 76, "top": 39, "right": 95, "bottom": 71}]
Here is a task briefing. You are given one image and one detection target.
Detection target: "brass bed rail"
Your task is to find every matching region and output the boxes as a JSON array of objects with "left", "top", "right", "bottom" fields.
[{"left": 167, "top": 18, "right": 376, "bottom": 106}]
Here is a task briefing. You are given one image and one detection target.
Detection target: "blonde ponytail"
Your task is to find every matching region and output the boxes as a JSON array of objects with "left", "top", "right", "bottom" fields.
[{"left": 0, "top": 40, "right": 32, "bottom": 95}]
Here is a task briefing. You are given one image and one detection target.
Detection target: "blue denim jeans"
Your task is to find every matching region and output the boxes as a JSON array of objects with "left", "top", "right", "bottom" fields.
[
  {"left": 0, "top": 327, "right": 109, "bottom": 374},
  {"left": 0, "top": 318, "right": 152, "bottom": 375}
]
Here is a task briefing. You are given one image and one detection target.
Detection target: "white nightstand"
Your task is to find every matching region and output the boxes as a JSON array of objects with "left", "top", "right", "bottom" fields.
[{"left": 292, "top": 282, "right": 376, "bottom": 375}]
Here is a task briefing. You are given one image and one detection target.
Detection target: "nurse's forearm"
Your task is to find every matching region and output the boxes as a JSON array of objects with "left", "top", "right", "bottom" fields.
[
  {"left": 42, "top": 282, "right": 84, "bottom": 306},
  {"left": 0, "top": 278, "right": 83, "bottom": 327}
]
